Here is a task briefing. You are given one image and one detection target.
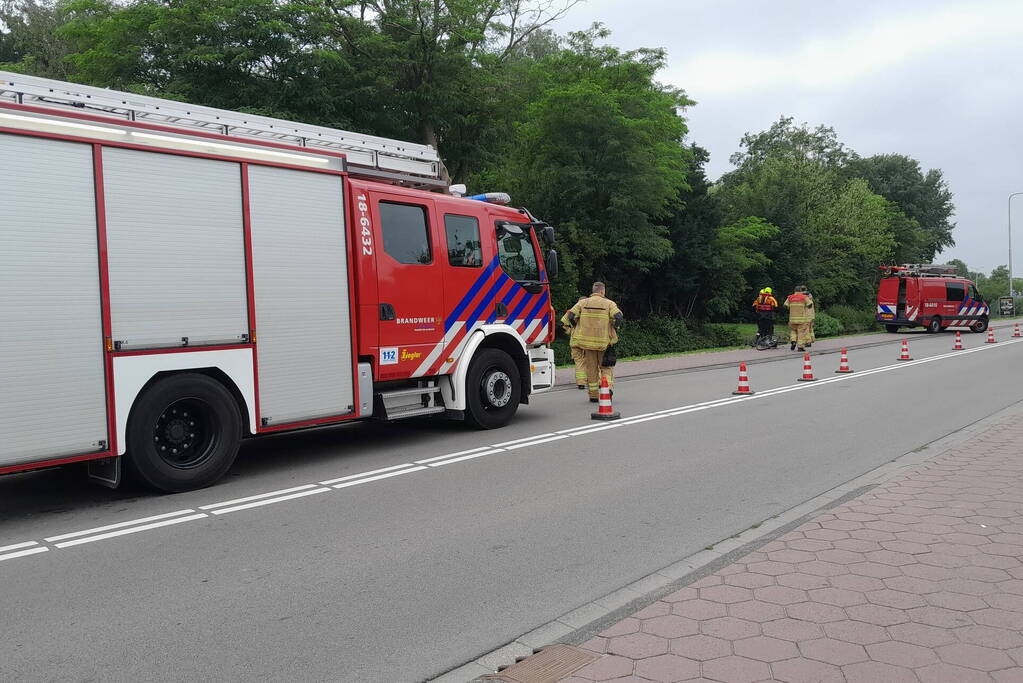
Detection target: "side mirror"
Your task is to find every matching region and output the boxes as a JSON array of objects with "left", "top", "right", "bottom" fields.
[
  {"left": 545, "top": 249, "right": 559, "bottom": 280},
  {"left": 542, "top": 225, "right": 555, "bottom": 247}
]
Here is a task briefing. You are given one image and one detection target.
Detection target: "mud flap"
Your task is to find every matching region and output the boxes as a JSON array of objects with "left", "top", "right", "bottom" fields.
[{"left": 87, "top": 456, "right": 121, "bottom": 489}]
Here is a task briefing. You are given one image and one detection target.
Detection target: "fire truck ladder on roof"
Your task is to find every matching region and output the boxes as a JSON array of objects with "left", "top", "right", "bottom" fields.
[
  {"left": 886, "top": 264, "right": 959, "bottom": 278},
  {"left": 0, "top": 70, "right": 444, "bottom": 188}
]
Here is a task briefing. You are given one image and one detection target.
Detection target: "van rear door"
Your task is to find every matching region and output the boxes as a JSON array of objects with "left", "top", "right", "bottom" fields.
[{"left": 877, "top": 277, "right": 898, "bottom": 322}]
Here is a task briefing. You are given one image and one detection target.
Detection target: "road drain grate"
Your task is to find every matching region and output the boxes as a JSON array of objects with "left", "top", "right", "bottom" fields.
[{"left": 477, "top": 644, "right": 599, "bottom": 683}]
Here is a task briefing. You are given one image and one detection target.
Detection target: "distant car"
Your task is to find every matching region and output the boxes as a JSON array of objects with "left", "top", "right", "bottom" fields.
[{"left": 876, "top": 264, "right": 989, "bottom": 334}]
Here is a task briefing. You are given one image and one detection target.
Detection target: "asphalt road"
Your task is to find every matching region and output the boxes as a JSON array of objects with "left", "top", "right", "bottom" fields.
[{"left": 2, "top": 331, "right": 1022, "bottom": 682}]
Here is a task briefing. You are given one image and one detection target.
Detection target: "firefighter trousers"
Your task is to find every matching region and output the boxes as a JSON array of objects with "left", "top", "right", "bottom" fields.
[
  {"left": 570, "top": 345, "right": 587, "bottom": 388},
  {"left": 581, "top": 349, "right": 604, "bottom": 399},
  {"left": 600, "top": 365, "right": 614, "bottom": 391},
  {"left": 789, "top": 322, "right": 811, "bottom": 348}
]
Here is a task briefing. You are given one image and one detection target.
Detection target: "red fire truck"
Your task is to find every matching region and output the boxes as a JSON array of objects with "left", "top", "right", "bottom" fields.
[
  {"left": 876, "top": 264, "right": 989, "bottom": 334},
  {"left": 0, "top": 72, "right": 558, "bottom": 492}
]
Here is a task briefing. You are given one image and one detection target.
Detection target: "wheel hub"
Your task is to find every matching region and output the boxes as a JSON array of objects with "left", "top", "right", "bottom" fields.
[
  {"left": 483, "top": 370, "right": 513, "bottom": 408},
  {"left": 154, "top": 401, "right": 211, "bottom": 468}
]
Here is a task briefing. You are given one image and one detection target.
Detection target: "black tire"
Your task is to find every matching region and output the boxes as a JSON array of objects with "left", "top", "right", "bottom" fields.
[
  {"left": 885, "top": 324, "right": 900, "bottom": 333},
  {"left": 971, "top": 317, "right": 989, "bottom": 333},
  {"left": 126, "top": 373, "right": 242, "bottom": 492},
  {"left": 926, "top": 316, "right": 942, "bottom": 334},
  {"left": 464, "top": 348, "right": 521, "bottom": 429}
]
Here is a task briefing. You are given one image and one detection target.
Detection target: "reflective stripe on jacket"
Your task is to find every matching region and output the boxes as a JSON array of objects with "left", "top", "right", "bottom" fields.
[
  {"left": 753, "top": 295, "right": 778, "bottom": 312},
  {"left": 568, "top": 294, "right": 622, "bottom": 351},
  {"left": 784, "top": 293, "right": 814, "bottom": 323}
]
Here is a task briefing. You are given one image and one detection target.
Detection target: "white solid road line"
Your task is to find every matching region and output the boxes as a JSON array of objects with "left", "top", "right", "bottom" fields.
[
  {"left": 209, "top": 488, "right": 330, "bottom": 515},
  {"left": 45, "top": 509, "right": 199, "bottom": 543},
  {"left": 427, "top": 449, "right": 505, "bottom": 467},
  {"left": 200, "top": 484, "right": 321, "bottom": 510},
  {"left": 0, "top": 540, "right": 39, "bottom": 553},
  {"left": 53, "top": 513, "right": 209, "bottom": 549},
  {"left": 331, "top": 465, "right": 427, "bottom": 487},
  {"left": 504, "top": 434, "right": 572, "bottom": 450},
  {"left": 415, "top": 446, "right": 493, "bottom": 465},
  {"left": 4, "top": 338, "right": 1019, "bottom": 564},
  {"left": 320, "top": 463, "right": 418, "bottom": 485},
  {"left": 0, "top": 546, "right": 49, "bottom": 562},
  {"left": 492, "top": 433, "right": 556, "bottom": 447}
]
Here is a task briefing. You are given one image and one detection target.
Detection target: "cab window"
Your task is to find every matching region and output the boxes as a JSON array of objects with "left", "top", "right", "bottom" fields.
[
  {"left": 946, "top": 282, "right": 965, "bottom": 302},
  {"left": 444, "top": 215, "right": 481, "bottom": 268},
  {"left": 968, "top": 284, "right": 982, "bottom": 301},
  {"left": 498, "top": 230, "right": 539, "bottom": 281},
  {"left": 380, "top": 201, "right": 432, "bottom": 265}
]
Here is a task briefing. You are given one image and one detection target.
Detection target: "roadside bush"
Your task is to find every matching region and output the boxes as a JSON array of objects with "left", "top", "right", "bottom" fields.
[
  {"left": 827, "top": 304, "right": 878, "bottom": 334},
  {"left": 811, "top": 311, "right": 844, "bottom": 337},
  {"left": 554, "top": 316, "right": 746, "bottom": 365}
]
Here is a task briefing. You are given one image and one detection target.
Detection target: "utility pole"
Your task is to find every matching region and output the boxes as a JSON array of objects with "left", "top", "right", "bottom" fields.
[{"left": 1011, "top": 192, "right": 1023, "bottom": 298}]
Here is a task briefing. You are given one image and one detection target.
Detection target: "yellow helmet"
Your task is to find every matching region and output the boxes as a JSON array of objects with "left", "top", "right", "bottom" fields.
[{"left": 764, "top": 287, "right": 773, "bottom": 294}]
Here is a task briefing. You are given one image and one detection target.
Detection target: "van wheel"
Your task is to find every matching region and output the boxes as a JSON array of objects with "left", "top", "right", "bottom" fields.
[
  {"left": 465, "top": 348, "right": 521, "bottom": 429},
  {"left": 926, "top": 317, "right": 942, "bottom": 333},
  {"left": 971, "top": 317, "right": 989, "bottom": 333},
  {"left": 126, "top": 373, "right": 242, "bottom": 492},
  {"left": 885, "top": 324, "right": 900, "bottom": 333}
]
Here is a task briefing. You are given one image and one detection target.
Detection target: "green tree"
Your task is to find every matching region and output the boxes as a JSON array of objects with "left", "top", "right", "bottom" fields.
[
  {"left": 845, "top": 154, "right": 955, "bottom": 261},
  {"left": 804, "top": 178, "right": 896, "bottom": 305},
  {"left": 492, "top": 27, "right": 693, "bottom": 312},
  {"left": 0, "top": 0, "right": 74, "bottom": 76},
  {"left": 729, "top": 116, "right": 854, "bottom": 171}
]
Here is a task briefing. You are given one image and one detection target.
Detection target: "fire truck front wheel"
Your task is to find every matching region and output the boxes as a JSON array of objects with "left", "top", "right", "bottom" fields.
[
  {"left": 465, "top": 348, "right": 521, "bottom": 429},
  {"left": 971, "top": 317, "right": 989, "bottom": 333},
  {"left": 125, "top": 373, "right": 243, "bottom": 492}
]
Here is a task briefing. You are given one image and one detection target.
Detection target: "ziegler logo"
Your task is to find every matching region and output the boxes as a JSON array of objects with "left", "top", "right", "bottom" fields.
[
  {"left": 356, "top": 194, "right": 372, "bottom": 256},
  {"left": 400, "top": 349, "right": 422, "bottom": 361}
]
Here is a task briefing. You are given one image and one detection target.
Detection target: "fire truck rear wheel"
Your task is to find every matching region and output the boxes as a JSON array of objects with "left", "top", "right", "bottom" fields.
[
  {"left": 927, "top": 316, "right": 942, "bottom": 333},
  {"left": 971, "top": 317, "right": 989, "bottom": 333},
  {"left": 465, "top": 348, "right": 521, "bottom": 429},
  {"left": 126, "top": 373, "right": 243, "bottom": 492},
  {"left": 885, "top": 324, "right": 900, "bottom": 333}
]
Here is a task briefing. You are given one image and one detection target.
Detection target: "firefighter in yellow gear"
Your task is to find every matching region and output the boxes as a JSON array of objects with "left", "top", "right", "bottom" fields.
[
  {"left": 565, "top": 282, "right": 623, "bottom": 401},
  {"left": 784, "top": 285, "right": 815, "bottom": 351},
  {"left": 805, "top": 289, "right": 817, "bottom": 346},
  {"left": 561, "top": 297, "right": 588, "bottom": 389}
]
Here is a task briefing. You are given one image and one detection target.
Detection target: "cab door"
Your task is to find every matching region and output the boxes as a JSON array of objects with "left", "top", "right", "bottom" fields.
[{"left": 370, "top": 191, "right": 445, "bottom": 380}]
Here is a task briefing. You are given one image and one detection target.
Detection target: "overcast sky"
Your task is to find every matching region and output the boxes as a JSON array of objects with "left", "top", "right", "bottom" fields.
[{"left": 551, "top": 0, "right": 1023, "bottom": 274}]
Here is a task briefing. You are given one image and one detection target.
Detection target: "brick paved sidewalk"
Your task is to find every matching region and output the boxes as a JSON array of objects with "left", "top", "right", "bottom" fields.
[{"left": 505, "top": 409, "right": 1023, "bottom": 682}]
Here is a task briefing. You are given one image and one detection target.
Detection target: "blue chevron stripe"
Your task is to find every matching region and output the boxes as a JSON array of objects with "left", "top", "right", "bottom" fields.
[
  {"left": 521, "top": 290, "right": 550, "bottom": 329},
  {"left": 444, "top": 255, "right": 500, "bottom": 332}
]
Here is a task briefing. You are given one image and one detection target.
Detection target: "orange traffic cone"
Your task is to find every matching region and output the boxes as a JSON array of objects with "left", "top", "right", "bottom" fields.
[
  {"left": 732, "top": 362, "right": 755, "bottom": 395},
  {"left": 987, "top": 328, "right": 997, "bottom": 344},
  {"left": 835, "top": 348, "right": 853, "bottom": 373},
  {"left": 591, "top": 375, "right": 620, "bottom": 421},
  {"left": 1014, "top": 323, "right": 1021, "bottom": 338},
  {"left": 897, "top": 339, "right": 913, "bottom": 361},
  {"left": 953, "top": 331, "right": 963, "bottom": 350},
  {"left": 798, "top": 353, "right": 817, "bottom": 382}
]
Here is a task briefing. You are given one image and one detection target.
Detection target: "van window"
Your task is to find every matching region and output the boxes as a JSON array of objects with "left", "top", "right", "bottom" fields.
[
  {"left": 444, "top": 215, "right": 481, "bottom": 268},
  {"left": 380, "top": 202, "right": 431, "bottom": 265},
  {"left": 946, "top": 282, "right": 965, "bottom": 302},
  {"left": 968, "top": 284, "right": 982, "bottom": 301},
  {"left": 498, "top": 230, "right": 539, "bottom": 281}
]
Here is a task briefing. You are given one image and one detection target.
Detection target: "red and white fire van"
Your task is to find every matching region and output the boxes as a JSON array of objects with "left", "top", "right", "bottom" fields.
[
  {"left": 0, "top": 72, "right": 558, "bottom": 491},
  {"left": 876, "top": 264, "right": 989, "bottom": 334}
]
